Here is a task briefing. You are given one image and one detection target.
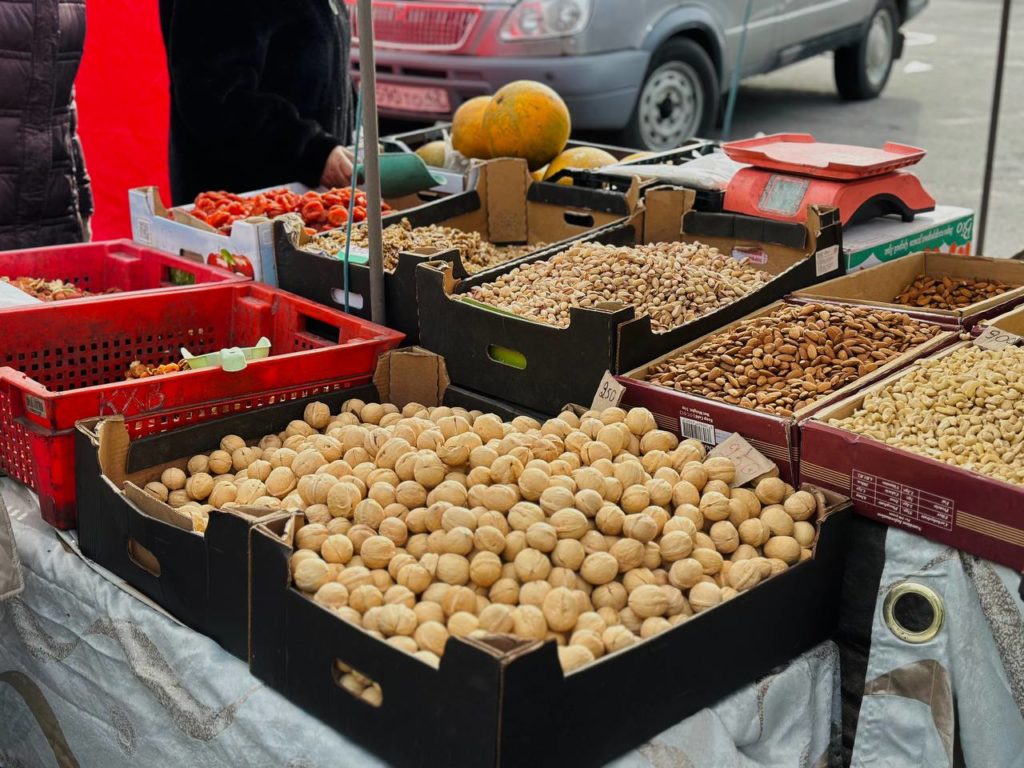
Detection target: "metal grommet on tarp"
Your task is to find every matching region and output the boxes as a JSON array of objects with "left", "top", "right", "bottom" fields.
[{"left": 883, "top": 582, "right": 945, "bottom": 644}]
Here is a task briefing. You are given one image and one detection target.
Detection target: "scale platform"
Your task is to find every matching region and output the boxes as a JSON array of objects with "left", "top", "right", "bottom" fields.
[{"left": 722, "top": 134, "right": 936, "bottom": 227}]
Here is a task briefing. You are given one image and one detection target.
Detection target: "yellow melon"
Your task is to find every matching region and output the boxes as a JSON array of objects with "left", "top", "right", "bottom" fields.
[
  {"left": 415, "top": 140, "right": 447, "bottom": 167},
  {"left": 451, "top": 96, "right": 493, "bottom": 160},
  {"left": 543, "top": 147, "right": 618, "bottom": 185},
  {"left": 483, "top": 81, "right": 571, "bottom": 171},
  {"left": 621, "top": 151, "right": 656, "bottom": 163}
]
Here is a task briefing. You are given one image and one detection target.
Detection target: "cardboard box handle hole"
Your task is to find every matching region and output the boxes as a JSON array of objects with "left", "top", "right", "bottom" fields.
[
  {"left": 486, "top": 345, "right": 527, "bottom": 370},
  {"left": 331, "top": 288, "right": 365, "bottom": 311},
  {"left": 332, "top": 659, "right": 383, "bottom": 708},
  {"left": 127, "top": 538, "right": 161, "bottom": 577},
  {"left": 564, "top": 211, "right": 595, "bottom": 228}
]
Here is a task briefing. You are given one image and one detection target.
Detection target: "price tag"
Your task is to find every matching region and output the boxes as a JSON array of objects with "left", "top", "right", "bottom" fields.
[
  {"left": 591, "top": 371, "right": 626, "bottom": 411},
  {"left": 974, "top": 325, "right": 1022, "bottom": 352},
  {"left": 707, "top": 433, "right": 777, "bottom": 488},
  {"left": 815, "top": 244, "right": 840, "bottom": 277}
]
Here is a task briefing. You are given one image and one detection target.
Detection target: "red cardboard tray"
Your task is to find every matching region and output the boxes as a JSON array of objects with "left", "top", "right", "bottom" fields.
[
  {"left": 722, "top": 134, "right": 927, "bottom": 181},
  {"left": 0, "top": 282, "right": 402, "bottom": 528}
]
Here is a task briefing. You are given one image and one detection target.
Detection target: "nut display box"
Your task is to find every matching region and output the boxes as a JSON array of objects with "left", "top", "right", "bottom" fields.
[
  {"left": 417, "top": 187, "right": 844, "bottom": 416},
  {"left": 72, "top": 349, "right": 536, "bottom": 659},
  {"left": 0, "top": 239, "right": 245, "bottom": 309},
  {"left": 230, "top": 349, "right": 853, "bottom": 766},
  {"left": 1, "top": 282, "right": 402, "bottom": 528},
  {"left": 130, "top": 183, "right": 436, "bottom": 286},
  {"left": 790, "top": 250, "right": 1024, "bottom": 328},
  {"left": 252, "top": 482, "right": 850, "bottom": 767},
  {"left": 274, "top": 159, "right": 641, "bottom": 343},
  {"left": 617, "top": 301, "right": 955, "bottom": 484},
  {"left": 801, "top": 339, "right": 1024, "bottom": 571}
]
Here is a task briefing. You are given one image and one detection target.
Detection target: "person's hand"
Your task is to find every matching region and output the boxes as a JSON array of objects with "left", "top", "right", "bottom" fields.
[
  {"left": 81, "top": 216, "right": 92, "bottom": 242},
  {"left": 321, "top": 146, "right": 355, "bottom": 187}
]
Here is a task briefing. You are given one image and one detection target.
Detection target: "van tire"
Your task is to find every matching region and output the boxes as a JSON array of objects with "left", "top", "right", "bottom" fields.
[
  {"left": 835, "top": 0, "right": 899, "bottom": 99},
  {"left": 621, "top": 38, "right": 719, "bottom": 152}
]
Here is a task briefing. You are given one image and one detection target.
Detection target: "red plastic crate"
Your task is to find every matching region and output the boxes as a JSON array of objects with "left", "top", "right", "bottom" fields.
[
  {"left": 0, "top": 282, "right": 403, "bottom": 528},
  {"left": 0, "top": 239, "right": 244, "bottom": 306}
]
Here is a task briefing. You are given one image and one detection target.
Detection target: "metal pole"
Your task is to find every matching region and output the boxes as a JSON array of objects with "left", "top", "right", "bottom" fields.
[
  {"left": 356, "top": 0, "right": 386, "bottom": 325},
  {"left": 977, "top": 0, "right": 1012, "bottom": 254},
  {"left": 722, "top": 0, "right": 754, "bottom": 141}
]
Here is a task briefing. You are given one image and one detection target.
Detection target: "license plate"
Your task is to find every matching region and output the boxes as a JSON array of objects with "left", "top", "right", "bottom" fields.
[{"left": 376, "top": 84, "right": 451, "bottom": 114}]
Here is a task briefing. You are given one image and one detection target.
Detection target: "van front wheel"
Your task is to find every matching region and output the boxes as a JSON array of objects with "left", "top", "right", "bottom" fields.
[
  {"left": 835, "top": 1, "right": 899, "bottom": 99},
  {"left": 622, "top": 38, "right": 719, "bottom": 152}
]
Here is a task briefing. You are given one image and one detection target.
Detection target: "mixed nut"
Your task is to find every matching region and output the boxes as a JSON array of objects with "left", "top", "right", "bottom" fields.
[
  {"left": 1, "top": 276, "right": 118, "bottom": 302},
  {"left": 893, "top": 274, "right": 1018, "bottom": 310},
  {"left": 145, "top": 400, "right": 823, "bottom": 675},
  {"left": 307, "top": 219, "right": 540, "bottom": 274},
  {"left": 830, "top": 344, "right": 1024, "bottom": 486},
  {"left": 643, "top": 303, "right": 943, "bottom": 417},
  {"left": 466, "top": 241, "right": 771, "bottom": 331}
]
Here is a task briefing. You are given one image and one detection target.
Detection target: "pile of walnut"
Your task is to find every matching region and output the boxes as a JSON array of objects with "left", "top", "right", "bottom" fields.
[
  {"left": 307, "top": 219, "right": 540, "bottom": 275},
  {"left": 163, "top": 399, "right": 823, "bottom": 676}
]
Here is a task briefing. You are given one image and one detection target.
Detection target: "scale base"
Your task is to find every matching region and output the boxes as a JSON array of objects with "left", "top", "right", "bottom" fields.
[{"left": 724, "top": 169, "right": 936, "bottom": 227}]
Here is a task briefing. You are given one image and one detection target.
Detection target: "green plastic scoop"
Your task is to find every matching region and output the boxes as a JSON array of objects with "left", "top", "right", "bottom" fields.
[
  {"left": 180, "top": 337, "right": 271, "bottom": 372},
  {"left": 356, "top": 153, "right": 447, "bottom": 199}
]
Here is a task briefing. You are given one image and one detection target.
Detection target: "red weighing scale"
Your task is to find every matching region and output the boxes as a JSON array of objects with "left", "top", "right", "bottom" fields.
[{"left": 721, "top": 134, "right": 936, "bottom": 226}]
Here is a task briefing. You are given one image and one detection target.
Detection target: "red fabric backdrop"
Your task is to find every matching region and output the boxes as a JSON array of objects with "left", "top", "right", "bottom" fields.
[{"left": 75, "top": 1, "right": 171, "bottom": 240}]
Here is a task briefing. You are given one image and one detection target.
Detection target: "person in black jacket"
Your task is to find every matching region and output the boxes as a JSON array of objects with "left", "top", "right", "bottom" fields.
[
  {"left": 161, "top": 0, "right": 355, "bottom": 205},
  {"left": 0, "top": 0, "right": 93, "bottom": 250}
]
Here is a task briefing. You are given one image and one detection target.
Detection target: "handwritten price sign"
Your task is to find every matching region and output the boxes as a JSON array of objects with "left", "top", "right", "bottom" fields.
[
  {"left": 591, "top": 371, "right": 626, "bottom": 411},
  {"left": 707, "top": 434, "right": 777, "bottom": 488}
]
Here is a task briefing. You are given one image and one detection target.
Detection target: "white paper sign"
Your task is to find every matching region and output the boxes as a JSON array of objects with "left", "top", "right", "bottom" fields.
[
  {"left": 974, "top": 325, "right": 1023, "bottom": 351},
  {"left": 707, "top": 433, "right": 777, "bottom": 488},
  {"left": 815, "top": 244, "right": 840, "bottom": 277},
  {"left": 591, "top": 371, "right": 626, "bottom": 411}
]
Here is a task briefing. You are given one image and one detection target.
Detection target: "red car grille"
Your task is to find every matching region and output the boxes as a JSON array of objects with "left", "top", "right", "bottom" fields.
[{"left": 348, "top": 2, "right": 482, "bottom": 51}]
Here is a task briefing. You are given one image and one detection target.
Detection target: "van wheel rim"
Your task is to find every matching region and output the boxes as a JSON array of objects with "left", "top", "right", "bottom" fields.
[
  {"left": 638, "top": 62, "right": 703, "bottom": 151},
  {"left": 866, "top": 9, "right": 895, "bottom": 89}
]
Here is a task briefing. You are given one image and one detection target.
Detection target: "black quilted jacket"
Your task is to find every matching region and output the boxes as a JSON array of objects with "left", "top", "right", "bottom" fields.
[
  {"left": 161, "top": 0, "right": 354, "bottom": 205},
  {"left": 0, "top": 0, "right": 93, "bottom": 250}
]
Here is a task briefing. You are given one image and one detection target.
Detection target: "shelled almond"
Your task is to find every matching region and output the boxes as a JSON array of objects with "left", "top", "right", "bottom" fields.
[
  {"left": 643, "top": 303, "right": 943, "bottom": 417},
  {"left": 893, "top": 274, "right": 1018, "bottom": 310},
  {"left": 179, "top": 400, "right": 830, "bottom": 674}
]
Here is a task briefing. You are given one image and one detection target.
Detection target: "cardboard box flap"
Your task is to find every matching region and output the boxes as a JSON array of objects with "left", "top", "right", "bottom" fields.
[
  {"left": 641, "top": 186, "right": 697, "bottom": 244},
  {"left": 373, "top": 347, "right": 450, "bottom": 408},
  {"left": 526, "top": 178, "right": 639, "bottom": 217},
  {"left": 478, "top": 159, "right": 531, "bottom": 243},
  {"left": 124, "top": 481, "right": 193, "bottom": 532},
  {"left": 97, "top": 417, "right": 131, "bottom": 490}
]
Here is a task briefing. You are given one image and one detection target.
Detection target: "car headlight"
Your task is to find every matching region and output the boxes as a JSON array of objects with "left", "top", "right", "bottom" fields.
[{"left": 499, "top": 0, "right": 593, "bottom": 41}]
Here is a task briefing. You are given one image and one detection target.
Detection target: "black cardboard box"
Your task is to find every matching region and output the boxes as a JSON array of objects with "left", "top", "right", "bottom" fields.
[
  {"left": 417, "top": 188, "right": 843, "bottom": 415},
  {"left": 72, "top": 349, "right": 539, "bottom": 660},
  {"left": 250, "top": 489, "right": 851, "bottom": 767},
  {"left": 275, "top": 159, "right": 639, "bottom": 343}
]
